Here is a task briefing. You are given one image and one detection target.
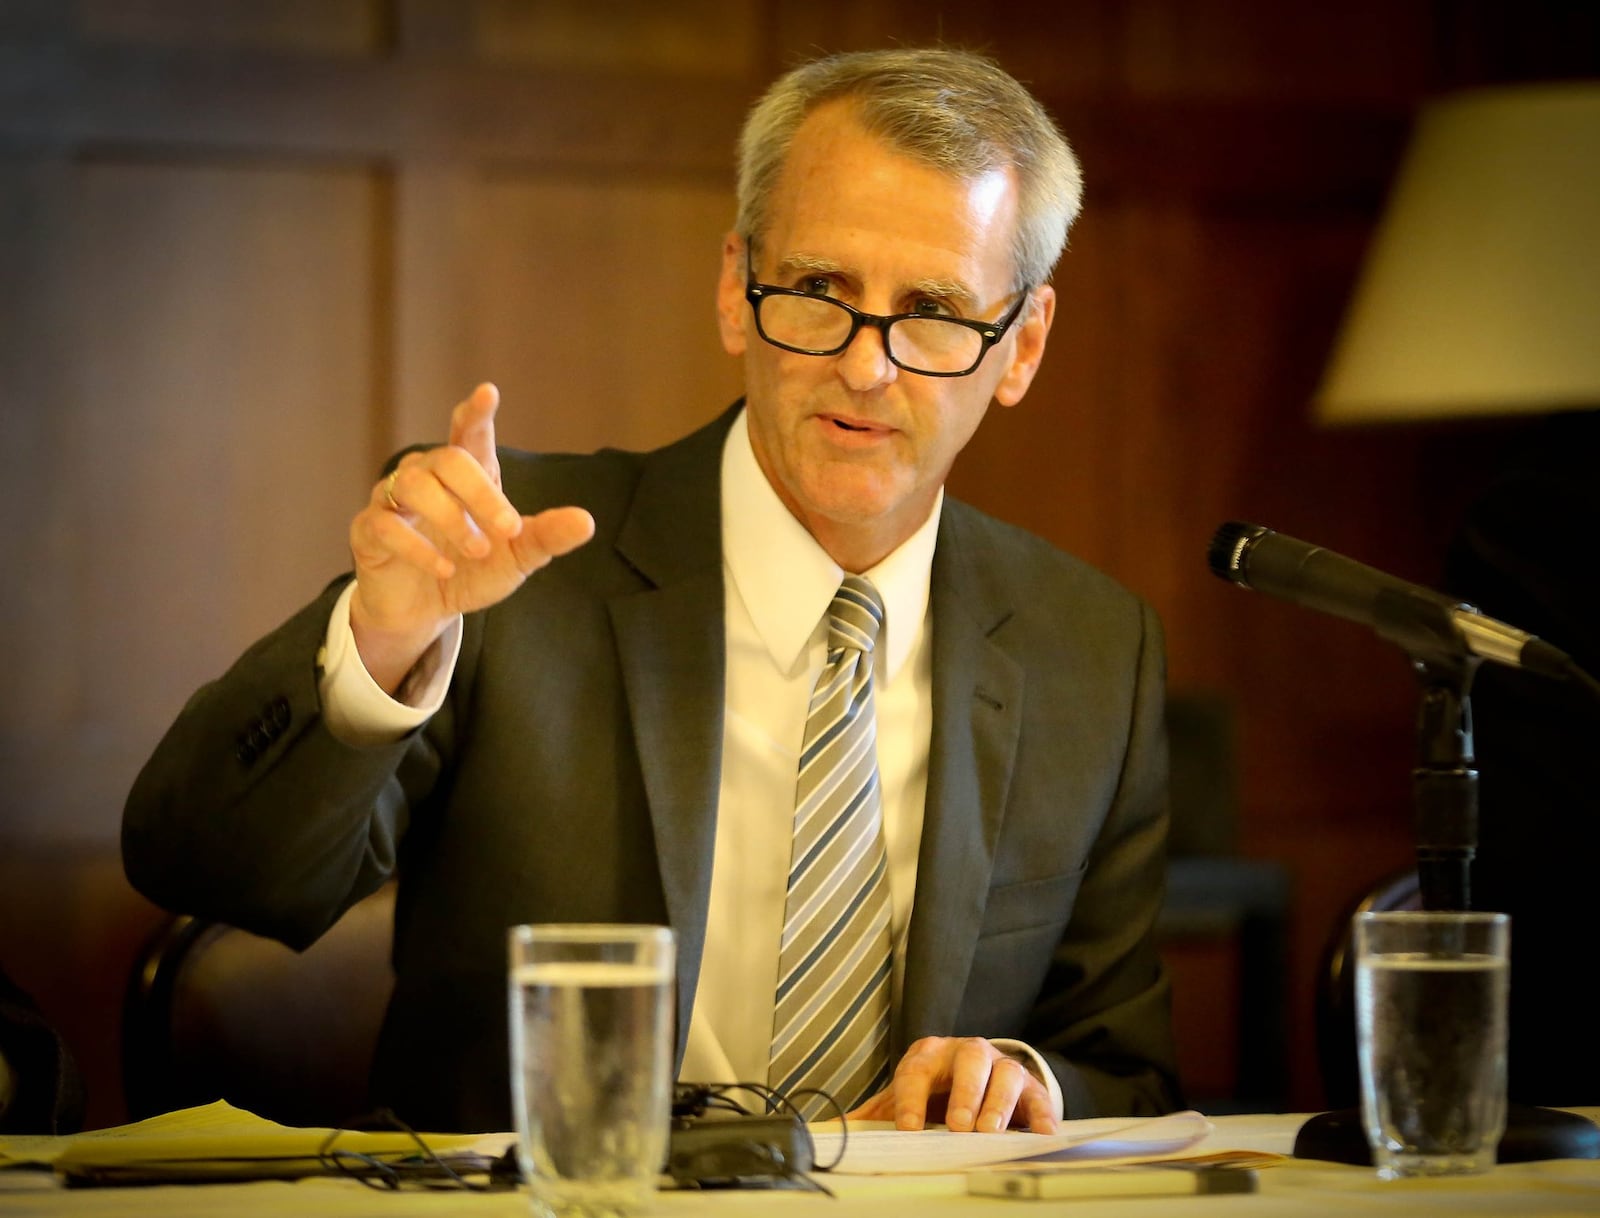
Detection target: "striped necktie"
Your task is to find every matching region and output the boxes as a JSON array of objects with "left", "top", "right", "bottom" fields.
[{"left": 769, "top": 575, "right": 893, "bottom": 1118}]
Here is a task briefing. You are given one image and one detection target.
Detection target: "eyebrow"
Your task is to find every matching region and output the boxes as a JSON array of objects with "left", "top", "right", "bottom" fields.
[{"left": 774, "top": 252, "right": 979, "bottom": 311}]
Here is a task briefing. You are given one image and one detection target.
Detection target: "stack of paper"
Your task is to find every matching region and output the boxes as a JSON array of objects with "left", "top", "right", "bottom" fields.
[{"left": 811, "top": 1108, "right": 1220, "bottom": 1174}]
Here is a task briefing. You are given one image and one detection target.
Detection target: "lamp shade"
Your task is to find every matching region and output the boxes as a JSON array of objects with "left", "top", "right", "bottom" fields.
[{"left": 1314, "top": 81, "right": 1600, "bottom": 424}]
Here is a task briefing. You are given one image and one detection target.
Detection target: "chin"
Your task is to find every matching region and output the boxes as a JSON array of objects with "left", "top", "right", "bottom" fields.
[{"left": 801, "top": 470, "right": 914, "bottom": 528}]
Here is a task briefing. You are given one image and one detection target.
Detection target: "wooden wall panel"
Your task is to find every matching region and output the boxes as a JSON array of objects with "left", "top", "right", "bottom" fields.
[
  {"left": 1, "top": 158, "right": 77, "bottom": 787},
  {"left": 470, "top": 174, "right": 742, "bottom": 455},
  {"left": 1, "top": 161, "right": 376, "bottom": 844},
  {"left": 388, "top": 172, "right": 742, "bottom": 455},
  {"left": 1110, "top": 0, "right": 1436, "bottom": 102},
  {"left": 767, "top": 0, "right": 1438, "bottom": 103},
  {"left": 76, "top": 0, "right": 386, "bottom": 52},
  {"left": 0, "top": 158, "right": 379, "bottom": 1127},
  {"left": 473, "top": 0, "right": 761, "bottom": 75}
]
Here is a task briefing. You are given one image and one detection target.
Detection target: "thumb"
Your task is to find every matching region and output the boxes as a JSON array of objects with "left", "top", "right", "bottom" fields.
[{"left": 513, "top": 506, "right": 596, "bottom": 570}]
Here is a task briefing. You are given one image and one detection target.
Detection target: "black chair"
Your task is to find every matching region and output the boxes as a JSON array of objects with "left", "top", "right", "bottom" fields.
[
  {"left": 122, "top": 883, "right": 397, "bottom": 1128},
  {"left": 1157, "top": 692, "right": 1293, "bottom": 1112},
  {"left": 1312, "top": 867, "right": 1422, "bottom": 1111}
]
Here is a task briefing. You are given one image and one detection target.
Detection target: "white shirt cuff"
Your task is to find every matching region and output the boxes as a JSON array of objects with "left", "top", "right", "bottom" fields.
[
  {"left": 991, "top": 1037, "right": 1065, "bottom": 1123},
  {"left": 317, "top": 581, "right": 462, "bottom": 746}
]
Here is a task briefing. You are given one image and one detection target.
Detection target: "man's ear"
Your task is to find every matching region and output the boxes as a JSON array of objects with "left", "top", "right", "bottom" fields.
[
  {"left": 716, "top": 231, "right": 748, "bottom": 357},
  {"left": 994, "top": 284, "right": 1056, "bottom": 407}
]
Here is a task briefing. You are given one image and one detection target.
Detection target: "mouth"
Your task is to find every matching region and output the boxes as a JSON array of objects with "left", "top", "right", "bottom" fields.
[{"left": 821, "top": 413, "right": 890, "bottom": 435}]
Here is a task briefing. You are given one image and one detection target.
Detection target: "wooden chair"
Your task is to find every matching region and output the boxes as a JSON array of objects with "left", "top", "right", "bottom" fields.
[{"left": 122, "top": 882, "right": 397, "bottom": 1129}]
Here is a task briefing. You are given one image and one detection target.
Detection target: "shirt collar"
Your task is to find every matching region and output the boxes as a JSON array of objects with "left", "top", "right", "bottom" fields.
[{"left": 722, "top": 407, "right": 940, "bottom": 680}]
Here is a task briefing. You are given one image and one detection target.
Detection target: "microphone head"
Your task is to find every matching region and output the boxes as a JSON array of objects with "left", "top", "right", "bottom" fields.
[{"left": 1207, "top": 521, "right": 1269, "bottom": 586}]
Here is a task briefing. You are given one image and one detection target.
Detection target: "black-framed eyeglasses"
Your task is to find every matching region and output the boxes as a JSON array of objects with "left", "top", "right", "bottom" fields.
[{"left": 744, "top": 241, "right": 1031, "bottom": 378}]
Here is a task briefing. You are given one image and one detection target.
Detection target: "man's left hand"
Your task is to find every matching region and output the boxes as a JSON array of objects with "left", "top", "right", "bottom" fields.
[{"left": 846, "top": 1036, "right": 1059, "bottom": 1133}]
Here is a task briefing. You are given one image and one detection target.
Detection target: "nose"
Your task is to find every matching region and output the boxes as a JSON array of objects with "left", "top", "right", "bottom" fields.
[{"left": 836, "top": 319, "right": 897, "bottom": 392}]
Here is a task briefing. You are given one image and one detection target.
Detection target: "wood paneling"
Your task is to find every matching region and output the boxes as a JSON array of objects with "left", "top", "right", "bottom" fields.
[
  {"left": 472, "top": 174, "right": 742, "bottom": 454},
  {"left": 2, "top": 161, "right": 376, "bottom": 845},
  {"left": 76, "top": 0, "right": 386, "bottom": 52},
  {"left": 474, "top": 0, "right": 761, "bottom": 75},
  {"left": 0, "top": 41, "right": 754, "bottom": 170}
]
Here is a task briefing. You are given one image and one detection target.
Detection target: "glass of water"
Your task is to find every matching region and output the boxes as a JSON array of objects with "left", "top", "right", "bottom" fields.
[
  {"left": 1355, "top": 910, "right": 1510, "bottom": 1178},
  {"left": 508, "top": 924, "right": 675, "bottom": 1217}
]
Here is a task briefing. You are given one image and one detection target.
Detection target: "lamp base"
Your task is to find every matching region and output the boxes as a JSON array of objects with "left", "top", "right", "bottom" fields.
[{"left": 1294, "top": 1102, "right": 1600, "bottom": 1165}]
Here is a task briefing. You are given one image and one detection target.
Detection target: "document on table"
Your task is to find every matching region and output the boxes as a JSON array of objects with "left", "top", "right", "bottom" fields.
[
  {"left": 811, "top": 1108, "right": 1215, "bottom": 1174},
  {"left": 0, "top": 1099, "right": 516, "bottom": 1184}
]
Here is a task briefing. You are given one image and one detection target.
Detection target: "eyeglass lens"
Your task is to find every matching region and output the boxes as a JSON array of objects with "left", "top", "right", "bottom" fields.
[{"left": 758, "top": 294, "right": 986, "bottom": 375}]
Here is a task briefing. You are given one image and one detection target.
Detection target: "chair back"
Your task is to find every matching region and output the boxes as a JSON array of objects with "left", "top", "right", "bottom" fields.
[
  {"left": 1159, "top": 692, "right": 1293, "bottom": 1112},
  {"left": 123, "top": 883, "right": 396, "bottom": 1128},
  {"left": 1314, "top": 867, "right": 1421, "bottom": 1109}
]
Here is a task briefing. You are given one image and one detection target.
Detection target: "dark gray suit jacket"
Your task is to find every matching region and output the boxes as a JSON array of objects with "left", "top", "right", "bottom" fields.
[{"left": 124, "top": 404, "right": 1181, "bottom": 1132}]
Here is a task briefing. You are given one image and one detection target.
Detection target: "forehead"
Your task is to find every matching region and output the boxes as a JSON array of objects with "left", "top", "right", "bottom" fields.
[{"left": 761, "top": 100, "right": 1019, "bottom": 294}]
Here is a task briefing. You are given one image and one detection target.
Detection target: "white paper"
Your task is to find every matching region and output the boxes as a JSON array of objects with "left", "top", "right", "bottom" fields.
[{"left": 810, "top": 1108, "right": 1213, "bottom": 1174}]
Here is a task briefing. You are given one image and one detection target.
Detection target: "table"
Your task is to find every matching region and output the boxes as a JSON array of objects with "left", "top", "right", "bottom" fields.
[{"left": 3, "top": 1110, "right": 1598, "bottom": 1216}]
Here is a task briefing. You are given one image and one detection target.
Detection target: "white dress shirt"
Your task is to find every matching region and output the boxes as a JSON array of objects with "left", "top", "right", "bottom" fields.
[
  {"left": 318, "top": 408, "right": 1062, "bottom": 1120},
  {"left": 682, "top": 409, "right": 936, "bottom": 1088}
]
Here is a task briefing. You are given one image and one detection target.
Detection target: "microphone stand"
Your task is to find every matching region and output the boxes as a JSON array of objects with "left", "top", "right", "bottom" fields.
[
  {"left": 1411, "top": 652, "right": 1477, "bottom": 913},
  {"left": 1294, "top": 594, "right": 1599, "bottom": 1164}
]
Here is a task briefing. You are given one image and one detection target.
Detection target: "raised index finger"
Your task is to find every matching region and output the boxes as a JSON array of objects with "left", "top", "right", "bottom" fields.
[{"left": 449, "top": 382, "right": 502, "bottom": 480}]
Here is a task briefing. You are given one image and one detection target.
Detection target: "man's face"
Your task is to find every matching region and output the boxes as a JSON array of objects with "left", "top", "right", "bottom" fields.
[{"left": 717, "top": 99, "right": 1056, "bottom": 571}]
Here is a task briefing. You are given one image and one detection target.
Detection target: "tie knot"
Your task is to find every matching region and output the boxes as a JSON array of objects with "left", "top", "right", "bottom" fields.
[{"left": 827, "top": 575, "right": 884, "bottom": 654}]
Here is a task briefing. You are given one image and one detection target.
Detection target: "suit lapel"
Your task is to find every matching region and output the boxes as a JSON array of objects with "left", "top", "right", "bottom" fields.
[
  {"left": 898, "top": 505, "right": 1024, "bottom": 1050},
  {"left": 607, "top": 409, "right": 736, "bottom": 1059}
]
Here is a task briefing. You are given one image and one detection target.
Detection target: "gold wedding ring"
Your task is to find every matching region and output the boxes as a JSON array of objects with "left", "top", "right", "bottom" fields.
[{"left": 383, "top": 469, "right": 401, "bottom": 511}]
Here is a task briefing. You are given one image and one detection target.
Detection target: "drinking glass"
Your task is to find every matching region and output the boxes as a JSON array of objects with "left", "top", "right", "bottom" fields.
[
  {"left": 508, "top": 924, "right": 675, "bottom": 1216},
  {"left": 1355, "top": 910, "right": 1509, "bottom": 1178}
]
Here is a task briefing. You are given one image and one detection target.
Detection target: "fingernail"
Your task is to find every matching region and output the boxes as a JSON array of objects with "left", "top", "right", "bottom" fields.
[
  {"left": 896, "top": 1113, "right": 924, "bottom": 1131},
  {"left": 977, "top": 1112, "right": 1002, "bottom": 1133},
  {"left": 498, "top": 510, "right": 521, "bottom": 534},
  {"left": 947, "top": 1107, "right": 972, "bottom": 1130}
]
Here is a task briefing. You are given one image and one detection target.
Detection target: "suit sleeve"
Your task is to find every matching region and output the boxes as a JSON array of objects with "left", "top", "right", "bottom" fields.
[
  {"left": 1027, "top": 598, "right": 1184, "bottom": 1117},
  {"left": 121, "top": 579, "right": 453, "bottom": 950}
]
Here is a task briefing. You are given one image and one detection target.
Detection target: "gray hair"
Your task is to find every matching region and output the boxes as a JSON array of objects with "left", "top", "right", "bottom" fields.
[{"left": 735, "top": 47, "right": 1083, "bottom": 290}]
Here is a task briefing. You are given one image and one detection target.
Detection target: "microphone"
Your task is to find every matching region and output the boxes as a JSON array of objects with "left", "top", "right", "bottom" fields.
[{"left": 1206, "top": 521, "right": 1576, "bottom": 680}]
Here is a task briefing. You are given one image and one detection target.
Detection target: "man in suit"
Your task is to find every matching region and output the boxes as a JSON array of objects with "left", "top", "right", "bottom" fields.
[{"left": 124, "top": 47, "right": 1181, "bottom": 1134}]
